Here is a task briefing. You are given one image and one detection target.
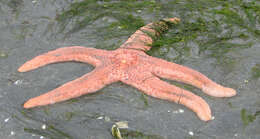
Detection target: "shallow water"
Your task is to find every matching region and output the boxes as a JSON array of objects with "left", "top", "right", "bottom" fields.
[{"left": 0, "top": 0, "right": 260, "bottom": 139}]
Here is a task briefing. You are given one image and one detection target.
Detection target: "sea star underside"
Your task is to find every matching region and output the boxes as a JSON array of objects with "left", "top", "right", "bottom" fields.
[{"left": 18, "top": 18, "right": 236, "bottom": 121}]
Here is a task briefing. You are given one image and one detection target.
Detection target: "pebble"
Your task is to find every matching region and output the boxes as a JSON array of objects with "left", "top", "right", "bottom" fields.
[
  {"left": 137, "top": 10, "right": 142, "bottom": 13},
  {"left": 97, "top": 116, "right": 103, "bottom": 120},
  {"left": 172, "top": 109, "right": 185, "bottom": 114},
  {"left": 41, "top": 124, "right": 47, "bottom": 130},
  {"left": 10, "top": 131, "right": 15, "bottom": 136},
  {"left": 32, "top": 0, "right": 37, "bottom": 4},
  {"left": 0, "top": 51, "right": 8, "bottom": 58},
  {"left": 173, "top": 110, "right": 179, "bottom": 114},
  {"left": 188, "top": 131, "right": 194, "bottom": 136},
  {"left": 4, "top": 118, "right": 10, "bottom": 123},
  {"left": 178, "top": 109, "right": 184, "bottom": 113},
  {"left": 104, "top": 116, "right": 111, "bottom": 122},
  {"left": 14, "top": 80, "right": 23, "bottom": 85}
]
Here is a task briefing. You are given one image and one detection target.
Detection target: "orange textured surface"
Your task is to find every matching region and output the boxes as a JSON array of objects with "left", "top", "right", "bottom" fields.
[{"left": 18, "top": 18, "right": 236, "bottom": 121}]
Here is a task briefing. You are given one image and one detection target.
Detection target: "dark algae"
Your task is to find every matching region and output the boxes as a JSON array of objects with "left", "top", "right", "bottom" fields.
[
  {"left": 241, "top": 109, "right": 260, "bottom": 127},
  {"left": 24, "top": 125, "right": 72, "bottom": 139},
  {"left": 251, "top": 64, "right": 260, "bottom": 79},
  {"left": 120, "top": 129, "right": 164, "bottom": 139}
]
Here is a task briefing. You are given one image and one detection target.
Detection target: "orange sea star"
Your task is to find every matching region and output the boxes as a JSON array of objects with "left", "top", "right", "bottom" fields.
[{"left": 18, "top": 18, "right": 236, "bottom": 121}]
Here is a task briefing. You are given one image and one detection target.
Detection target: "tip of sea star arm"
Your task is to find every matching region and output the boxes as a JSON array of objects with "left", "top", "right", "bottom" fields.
[
  {"left": 23, "top": 90, "right": 72, "bottom": 109},
  {"left": 23, "top": 98, "right": 44, "bottom": 108},
  {"left": 23, "top": 91, "right": 60, "bottom": 108},
  {"left": 18, "top": 62, "right": 36, "bottom": 72},
  {"left": 179, "top": 95, "right": 212, "bottom": 121},
  {"left": 202, "top": 82, "right": 237, "bottom": 97},
  {"left": 23, "top": 89, "right": 62, "bottom": 108},
  {"left": 23, "top": 95, "right": 58, "bottom": 108},
  {"left": 18, "top": 54, "right": 52, "bottom": 72}
]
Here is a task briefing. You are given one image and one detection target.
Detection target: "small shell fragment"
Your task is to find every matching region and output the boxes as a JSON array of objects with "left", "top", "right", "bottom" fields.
[
  {"left": 111, "top": 121, "right": 128, "bottom": 139},
  {"left": 115, "top": 121, "right": 128, "bottom": 129},
  {"left": 111, "top": 125, "right": 123, "bottom": 139}
]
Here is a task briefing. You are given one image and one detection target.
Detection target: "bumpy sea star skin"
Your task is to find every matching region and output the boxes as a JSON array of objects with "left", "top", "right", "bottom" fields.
[{"left": 18, "top": 18, "right": 236, "bottom": 121}]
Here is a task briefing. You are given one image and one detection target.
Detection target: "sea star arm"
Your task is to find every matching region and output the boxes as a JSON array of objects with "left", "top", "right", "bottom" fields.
[
  {"left": 23, "top": 67, "right": 117, "bottom": 108},
  {"left": 120, "top": 18, "right": 180, "bottom": 51},
  {"left": 18, "top": 46, "right": 108, "bottom": 72},
  {"left": 125, "top": 76, "right": 212, "bottom": 121},
  {"left": 149, "top": 57, "right": 236, "bottom": 97}
]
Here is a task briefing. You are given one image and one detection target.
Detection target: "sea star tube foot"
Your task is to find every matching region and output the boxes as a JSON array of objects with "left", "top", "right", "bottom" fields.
[{"left": 18, "top": 17, "right": 236, "bottom": 121}]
